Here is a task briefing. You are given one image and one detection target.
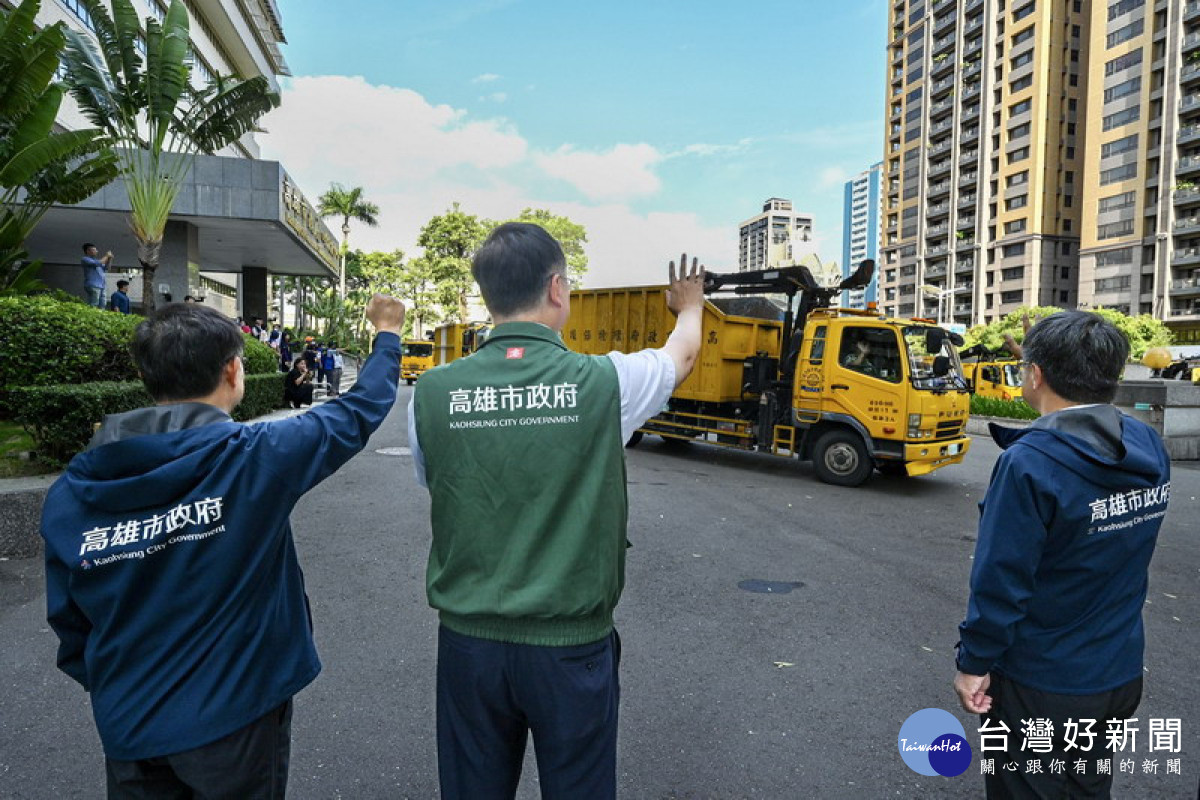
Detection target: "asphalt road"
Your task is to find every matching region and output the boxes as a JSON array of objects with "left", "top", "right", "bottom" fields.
[{"left": 1, "top": 384, "right": 1196, "bottom": 799}]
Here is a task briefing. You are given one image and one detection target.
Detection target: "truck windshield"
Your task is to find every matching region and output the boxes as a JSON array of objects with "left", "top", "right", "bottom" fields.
[
  {"left": 903, "top": 327, "right": 968, "bottom": 391},
  {"left": 1003, "top": 363, "right": 1023, "bottom": 387},
  {"left": 403, "top": 343, "right": 433, "bottom": 357}
]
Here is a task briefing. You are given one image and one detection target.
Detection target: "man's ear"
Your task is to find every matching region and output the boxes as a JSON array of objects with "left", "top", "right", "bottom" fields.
[
  {"left": 548, "top": 272, "right": 569, "bottom": 308},
  {"left": 224, "top": 358, "right": 240, "bottom": 388}
]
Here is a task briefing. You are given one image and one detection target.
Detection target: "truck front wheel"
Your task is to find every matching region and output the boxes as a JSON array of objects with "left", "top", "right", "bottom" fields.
[{"left": 812, "top": 430, "right": 873, "bottom": 487}]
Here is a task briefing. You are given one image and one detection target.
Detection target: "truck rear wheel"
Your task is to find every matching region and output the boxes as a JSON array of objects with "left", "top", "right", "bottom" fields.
[{"left": 813, "top": 430, "right": 873, "bottom": 487}]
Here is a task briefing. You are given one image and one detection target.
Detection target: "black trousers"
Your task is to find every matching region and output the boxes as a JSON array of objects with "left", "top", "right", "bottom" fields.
[
  {"left": 436, "top": 625, "right": 620, "bottom": 800},
  {"left": 106, "top": 700, "right": 293, "bottom": 800},
  {"left": 982, "top": 673, "right": 1142, "bottom": 800}
]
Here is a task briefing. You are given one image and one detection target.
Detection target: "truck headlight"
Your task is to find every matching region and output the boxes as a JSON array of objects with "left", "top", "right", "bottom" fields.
[{"left": 908, "top": 413, "right": 922, "bottom": 438}]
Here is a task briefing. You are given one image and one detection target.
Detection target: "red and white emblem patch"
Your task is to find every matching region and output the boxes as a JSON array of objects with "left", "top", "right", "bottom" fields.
[{"left": 505, "top": 347, "right": 525, "bottom": 360}]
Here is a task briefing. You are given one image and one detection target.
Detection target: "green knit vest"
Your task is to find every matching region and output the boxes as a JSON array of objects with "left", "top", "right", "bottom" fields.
[{"left": 414, "top": 322, "right": 628, "bottom": 646}]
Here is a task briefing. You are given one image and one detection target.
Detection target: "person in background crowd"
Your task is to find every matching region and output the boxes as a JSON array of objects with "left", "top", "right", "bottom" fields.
[
  {"left": 109, "top": 280, "right": 131, "bottom": 314},
  {"left": 324, "top": 343, "right": 343, "bottom": 398},
  {"left": 81, "top": 243, "right": 113, "bottom": 309},
  {"left": 279, "top": 330, "right": 293, "bottom": 373},
  {"left": 284, "top": 357, "right": 315, "bottom": 409},
  {"left": 42, "top": 297, "right": 404, "bottom": 798}
]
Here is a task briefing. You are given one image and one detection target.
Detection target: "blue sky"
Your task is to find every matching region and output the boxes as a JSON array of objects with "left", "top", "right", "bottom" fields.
[{"left": 259, "top": 0, "right": 888, "bottom": 286}]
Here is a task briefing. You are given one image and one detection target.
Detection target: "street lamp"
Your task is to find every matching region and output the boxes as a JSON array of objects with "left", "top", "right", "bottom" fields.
[{"left": 921, "top": 284, "right": 953, "bottom": 325}]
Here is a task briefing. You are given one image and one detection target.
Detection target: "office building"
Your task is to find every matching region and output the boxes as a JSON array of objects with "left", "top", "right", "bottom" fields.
[
  {"left": 15, "top": 0, "right": 337, "bottom": 320},
  {"left": 738, "top": 198, "right": 815, "bottom": 272},
  {"left": 842, "top": 163, "right": 883, "bottom": 309}
]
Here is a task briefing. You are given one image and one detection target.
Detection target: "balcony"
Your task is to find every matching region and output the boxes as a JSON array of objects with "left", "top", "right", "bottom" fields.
[
  {"left": 1174, "top": 188, "right": 1200, "bottom": 206},
  {"left": 963, "top": 82, "right": 981, "bottom": 100},
  {"left": 964, "top": 18, "right": 983, "bottom": 36},
  {"left": 964, "top": 60, "right": 982, "bottom": 78},
  {"left": 930, "top": 119, "right": 954, "bottom": 136},
  {"left": 932, "top": 76, "right": 956, "bottom": 96},
  {"left": 935, "top": 96, "right": 959, "bottom": 115},
  {"left": 1170, "top": 277, "right": 1200, "bottom": 296},
  {"left": 1185, "top": 31, "right": 1200, "bottom": 53},
  {"left": 1175, "top": 216, "right": 1200, "bottom": 235},
  {"left": 959, "top": 149, "right": 979, "bottom": 165},
  {"left": 1173, "top": 247, "right": 1200, "bottom": 266},
  {"left": 961, "top": 104, "right": 980, "bottom": 120},
  {"left": 926, "top": 264, "right": 948, "bottom": 278},
  {"left": 929, "top": 140, "right": 953, "bottom": 157},
  {"left": 956, "top": 259, "right": 976, "bottom": 272},
  {"left": 961, "top": 126, "right": 980, "bottom": 142},
  {"left": 929, "top": 160, "right": 952, "bottom": 178},
  {"left": 965, "top": 0, "right": 983, "bottom": 10},
  {"left": 1169, "top": 307, "right": 1200, "bottom": 316},
  {"left": 959, "top": 171, "right": 979, "bottom": 187},
  {"left": 955, "top": 236, "right": 976, "bottom": 250},
  {"left": 929, "top": 180, "right": 952, "bottom": 197},
  {"left": 953, "top": 303, "right": 973, "bottom": 315},
  {"left": 933, "top": 35, "right": 956, "bottom": 55},
  {"left": 954, "top": 282, "right": 974, "bottom": 293},
  {"left": 934, "top": 12, "right": 957, "bottom": 34},
  {"left": 1181, "top": 94, "right": 1200, "bottom": 112},
  {"left": 927, "top": 222, "right": 950, "bottom": 237},
  {"left": 928, "top": 244, "right": 950, "bottom": 256},
  {"left": 1182, "top": 124, "right": 1200, "bottom": 147},
  {"left": 1178, "top": 155, "right": 1200, "bottom": 176},
  {"left": 1186, "top": 0, "right": 1200, "bottom": 21},
  {"left": 958, "top": 193, "right": 977, "bottom": 208},
  {"left": 1183, "top": 62, "right": 1200, "bottom": 87},
  {"left": 932, "top": 55, "right": 956, "bottom": 78},
  {"left": 965, "top": 38, "right": 982, "bottom": 56},
  {"left": 927, "top": 201, "right": 951, "bottom": 218}
]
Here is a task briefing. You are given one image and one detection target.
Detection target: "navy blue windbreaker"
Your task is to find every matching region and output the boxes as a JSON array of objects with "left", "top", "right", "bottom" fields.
[
  {"left": 958, "top": 405, "right": 1170, "bottom": 694},
  {"left": 42, "top": 333, "right": 400, "bottom": 760}
]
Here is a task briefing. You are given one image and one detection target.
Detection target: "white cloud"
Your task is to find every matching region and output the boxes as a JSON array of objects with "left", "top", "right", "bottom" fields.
[
  {"left": 480, "top": 92, "right": 508, "bottom": 103},
  {"left": 471, "top": 73, "right": 501, "bottom": 83},
  {"left": 818, "top": 166, "right": 849, "bottom": 189},
  {"left": 535, "top": 143, "right": 663, "bottom": 201},
  {"left": 257, "top": 75, "right": 734, "bottom": 290}
]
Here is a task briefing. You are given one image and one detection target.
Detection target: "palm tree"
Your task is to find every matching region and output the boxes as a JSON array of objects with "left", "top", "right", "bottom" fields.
[
  {"left": 318, "top": 184, "right": 379, "bottom": 299},
  {"left": 60, "top": 0, "right": 278, "bottom": 311},
  {"left": 0, "top": 0, "right": 118, "bottom": 294}
]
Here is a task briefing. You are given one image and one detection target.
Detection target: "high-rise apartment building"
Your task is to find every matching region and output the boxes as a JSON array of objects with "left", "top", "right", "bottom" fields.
[
  {"left": 738, "top": 198, "right": 815, "bottom": 272},
  {"left": 1077, "top": 0, "right": 1200, "bottom": 346},
  {"left": 842, "top": 163, "right": 883, "bottom": 309},
  {"left": 14, "top": 0, "right": 336, "bottom": 321},
  {"left": 880, "top": 0, "right": 1086, "bottom": 325}
]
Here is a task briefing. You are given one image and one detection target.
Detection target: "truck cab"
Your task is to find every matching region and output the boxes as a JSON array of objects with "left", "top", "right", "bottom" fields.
[
  {"left": 963, "top": 360, "right": 1023, "bottom": 401},
  {"left": 401, "top": 339, "right": 434, "bottom": 384},
  {"left": 432, "top": 322, "right": 491, "bottom": 366}
]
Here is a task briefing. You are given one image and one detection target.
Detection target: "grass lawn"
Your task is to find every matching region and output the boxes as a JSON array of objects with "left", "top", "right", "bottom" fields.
[{"left": 0, "top": 420, "right": 56, "bottom": 478}]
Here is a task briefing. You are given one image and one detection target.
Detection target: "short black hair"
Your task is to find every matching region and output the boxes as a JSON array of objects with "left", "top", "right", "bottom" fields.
[
  {"left": 472, "top": 222, "right": 566, "bottom": 316},
  {"left": 131, "top": 304, "right": 243, "bottom": 401},
  {"left": 1023, "top": 311, "right": 1129, "bottom": 404},
  {"left": 82, "top": 243, "right": 95, "bottom": 252},
  {"left": 116, "top": 280, "right": 129, "bottom": 289}
]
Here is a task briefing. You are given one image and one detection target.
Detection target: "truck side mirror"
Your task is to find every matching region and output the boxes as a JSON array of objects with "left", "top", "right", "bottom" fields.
[
  {"left": 932, "top": 355, "right": 951, "bottom": 377},
  {"left": 926, "top": 329, "right": 946, "bottom": 352}
]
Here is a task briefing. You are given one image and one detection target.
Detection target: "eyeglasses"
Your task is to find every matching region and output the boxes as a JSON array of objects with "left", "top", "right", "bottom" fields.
[{"left": 1018, "top": 360, "right": 1034, "bottom": 370}]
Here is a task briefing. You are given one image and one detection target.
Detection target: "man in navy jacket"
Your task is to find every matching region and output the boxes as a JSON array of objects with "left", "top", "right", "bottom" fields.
[
  {"left": 955, "top": 311, "right": 1170, "bottom": 799},
  {"left": 42, "top": 296, "right": 404, "bottom": 798}
]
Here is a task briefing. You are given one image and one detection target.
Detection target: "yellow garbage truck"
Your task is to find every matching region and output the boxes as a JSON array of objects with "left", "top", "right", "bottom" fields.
[
  {"left": 401, "top": 339, "right": 434, "bottom": 384},
  {"left": 431, "top": 322, "right": 490, "bottom": 366},
  {"left": 565, "top": 262, "right": 971, "bottom": 486}
]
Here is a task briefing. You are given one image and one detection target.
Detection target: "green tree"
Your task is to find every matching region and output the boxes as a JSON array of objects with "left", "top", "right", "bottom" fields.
[
  {"left": 0, "top": 0, "right": 119, "bottom": 294},
  {"left": 61, "top": 0, "right": 278, "bottom": 311},
  {"left": 317, "top": 183, "right": 379, "bottom": 299},
  {"left": 396, "top": 255, "right": 441, "bottom": 338},
  {"left": 417, "top": 202, "right": 490, "bottom": 322},
  {"left": 964, "top": 305, "right": 1172, "bottom": 359},
  {"left": 506, "top": 208, "right": 589, "bottom": 283}
]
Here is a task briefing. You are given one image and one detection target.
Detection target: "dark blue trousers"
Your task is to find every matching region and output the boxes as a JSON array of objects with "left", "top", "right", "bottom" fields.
[{"left": 436, "top": 625, "right": 620, "bottom": 800}]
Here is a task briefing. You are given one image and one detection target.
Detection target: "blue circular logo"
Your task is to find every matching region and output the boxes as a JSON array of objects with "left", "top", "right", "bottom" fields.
[{"left": 898, "top": 708, "right": 972, "bottom": 777}]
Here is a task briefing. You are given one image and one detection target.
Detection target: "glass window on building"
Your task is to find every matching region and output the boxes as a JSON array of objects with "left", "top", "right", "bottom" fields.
[
  {"left": 1098, "top": 219, "right": 1136, "bottom": 239},
  {"left": 1106, "top": 19, "right": 1143, "bottom": 49},
  {"left": 1103, "top": 106, "right": 1140, "bottom": 131},
  {"left": 1098, "top": 190, "right": 1136, "bottom": 212},
  {"left": 1100, "top": 163, "right": 1138, "bottom": 185},
  {"left": 1003, "top": 243, "right": 1027, "bottom": 258},
  {"left": 1096, "top": 246, "right": 1134, "bottom": 266}
]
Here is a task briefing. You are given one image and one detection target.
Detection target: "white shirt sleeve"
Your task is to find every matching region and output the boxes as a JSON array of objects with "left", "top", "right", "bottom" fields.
[
  {"left": 606, "top": 349, "right": 677, "bottom": 443},
  {"left": 408, "top": 392, "right": 428, "bottom": 489}
]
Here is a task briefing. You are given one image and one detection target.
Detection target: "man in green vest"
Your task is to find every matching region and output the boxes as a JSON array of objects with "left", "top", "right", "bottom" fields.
[{"left": 409, "top": 222, "right": 704, "bottom": 799}]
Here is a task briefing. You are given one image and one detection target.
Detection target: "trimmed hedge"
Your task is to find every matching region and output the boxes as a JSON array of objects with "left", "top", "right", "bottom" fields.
[
  {"left": 0, "top": 296, "right": 281, "bottom": 416},
  {"left": 970, "top": 395, "right": 1039, "bottom": 420},
  {"left": 12, "top": 373, "right": 288, "bottom": 466}
]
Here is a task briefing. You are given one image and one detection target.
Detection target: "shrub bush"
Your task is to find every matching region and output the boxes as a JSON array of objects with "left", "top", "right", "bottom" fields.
[
  {"left": 0, "top": 296, "right": 141, "bottom": 413},
  {"left": 12, "top": 373, "right": 287, "bottom": 467},
  {"left": 0, "top": 297, "right": 280, "bottom": 416},
  {"left": 970, "top": 395, "right": 1039, "bottom": 420}
]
